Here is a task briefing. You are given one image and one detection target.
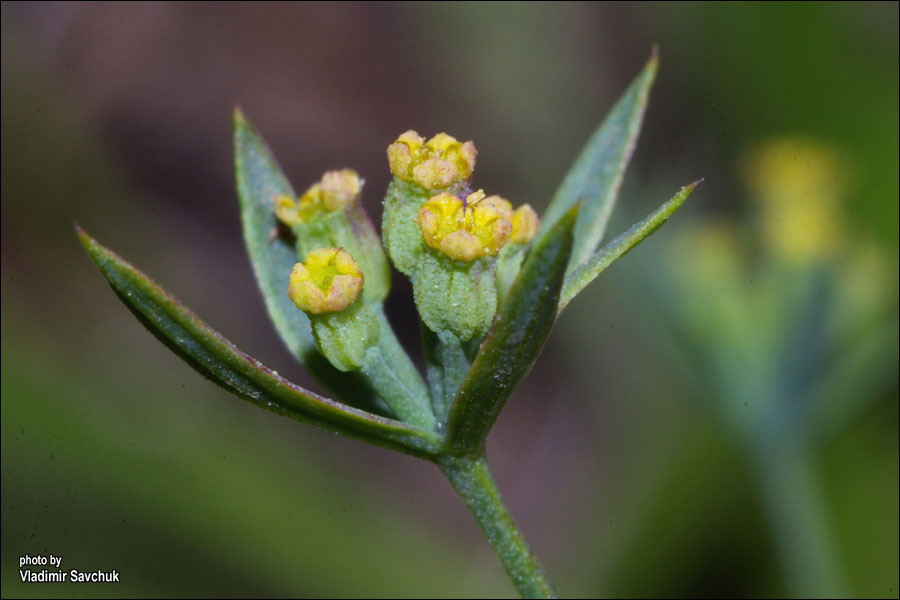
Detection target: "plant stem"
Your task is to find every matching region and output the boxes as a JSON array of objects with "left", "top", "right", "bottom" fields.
[
  {"left": 362, "top": 347, "right": 435, "bottom": 431},
  {"left": 751, "top": 435, "right": 844, "bottom": 597},
  {"left": 373, "top": 304, "right": 432, "bottom": 407},
  {"left": 360, "top": 305, "right": 435, "bottom": 431},
  {"left": 421, "top": 328, "right": 471, "bottom": 422},
  {"left": 438, "top": 453, "right": 557, "bottom": 599}
]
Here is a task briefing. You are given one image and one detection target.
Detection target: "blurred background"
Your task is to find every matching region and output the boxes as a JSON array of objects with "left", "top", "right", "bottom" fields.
[{"left": 2, "top": 2, "right": 897, "bottom": 597}]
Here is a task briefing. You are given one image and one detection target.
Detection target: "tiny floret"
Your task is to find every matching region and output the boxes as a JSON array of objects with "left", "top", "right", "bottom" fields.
[
  {"left": 319, "top": 169, "right": 362, "bottom": 210},
  {"left": 417, "top": 190, "right": 512, "bottom": 261},
  {"left": 387, "top": 130, "right": 477, "bottom": 190},
  {"left": 511, "top": 204, "right": 540, "bottom": 243},
  {"left": 288, "top": 248, "right": 364, "bottom": 314},
  {"left": 478, "top": 195, "right": 513, "bottom": 220},
  {"left": 275, "top": 169, "right": 362, "bottom": 226}
]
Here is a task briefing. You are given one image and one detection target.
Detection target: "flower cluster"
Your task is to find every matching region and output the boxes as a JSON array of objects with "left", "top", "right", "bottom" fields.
[
  {"left": 280, "top": 131, "right": 542, "bottom": 351},
  {"left": 288, "top": 248, "right": 364, "bottom": 314},
  {"left": 276, "top": 169, "right": 361, "bottom": 227},
  {"left": 416, "top": 190, "right": 539, "bottom": 262},
  {"left": 387, "top": 131, "right": 477, "bottom": 190}
]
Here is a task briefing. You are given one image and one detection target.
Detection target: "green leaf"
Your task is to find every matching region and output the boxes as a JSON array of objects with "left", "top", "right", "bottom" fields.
[
  {"left": 233, "top": 110, "right": 304, "bottom": 351},
  {"left": 559, "top": 180, "right": 699, "bottom": 312},
  {"left": 77, "top": 227, "right": 441, "bottom": 458},
  {"left": 445, "top": 206, "right": 578, "bottom": 453},
  {"left": 233, "top": 109, "right": 383, "bottom": 412},
  {"left": 540, "top": 49, "right": 658, "bottom": 273}
]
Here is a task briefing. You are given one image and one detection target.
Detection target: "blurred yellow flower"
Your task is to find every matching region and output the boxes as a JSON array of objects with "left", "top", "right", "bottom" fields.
[{"left": 741, "top": 137, "right": 847, "bottom": 262}]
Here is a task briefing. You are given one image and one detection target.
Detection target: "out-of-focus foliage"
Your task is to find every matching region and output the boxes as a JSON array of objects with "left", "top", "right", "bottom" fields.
[
  {"left": 2, "top": 2, "right": 897, "bottom": 598},
  {"left": 649, "top": 137, "right": 897, "bottom": 597}
]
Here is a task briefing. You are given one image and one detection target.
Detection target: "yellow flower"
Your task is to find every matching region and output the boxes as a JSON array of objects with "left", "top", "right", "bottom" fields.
[
  {"left": 511, "top": 204, "right": 540, "bottom": 244},
  {"left": 387, "top": 130, "right": 477, "bottom": 189},
  {"left": 417, "top": 190, "right": 512, "bottom": 261},
  {"left": 275, "top": 169, "right": 362, "bottom": 227},
  {"left": 288, "top": 248, "right": 364, "bottom": 314},
  {"left": 741, "top": 137, "right": 846, "bottom": 262}
]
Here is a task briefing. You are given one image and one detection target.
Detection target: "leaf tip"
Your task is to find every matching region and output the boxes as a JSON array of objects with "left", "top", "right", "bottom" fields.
[
  {"left": 74, "top": 223, "right": 96, "bottom": 252},
  {"left": 548, "top": 203, "right": 580, "bottom": 252},
  {"left": 234, "top": 107, "right": 262, "bottom": 141},
  {"left": 683, "top": 178, "right": 705, "bottom": 193},
  {"left": 233, "top": 106, "right": 252, "bottom": 136},
  {"left": 233, "top": 105, "right": 246, "bottom": 123},
  {"left": 563, "top": 201, "right": 581, "bottom": 224},
  {"left": 647, "top": 45, "right": 659, "bottom": 74}
]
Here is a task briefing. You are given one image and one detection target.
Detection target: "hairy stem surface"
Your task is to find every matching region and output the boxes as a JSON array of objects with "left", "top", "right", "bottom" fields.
[{"left": 438, "top": 454, "right": 556, "bottom": 598}]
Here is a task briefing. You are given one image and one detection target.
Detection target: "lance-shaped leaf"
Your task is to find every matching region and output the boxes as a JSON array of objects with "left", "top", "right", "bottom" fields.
[
  {"left": 540, "top": 49, "right": 657, "bottom": 273},
  {"left": 445, "top": 207, "right": 578, "bottom": 453},
  {"left": 559, "top": 180, "right": 700, "bottom": 312},
  {"left": 78, "top": 227, "right": 442, "bottom": 458},
  {"left": 233, "top": 109, "right": 382, "bottom": 411}
]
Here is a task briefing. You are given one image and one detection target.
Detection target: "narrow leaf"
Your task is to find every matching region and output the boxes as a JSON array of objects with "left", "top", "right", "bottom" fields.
[
  {"left": 445, "top": 206, "right": 578, "bottom": 452},
  {"left": 559, "top": 180, "right": 699, "bottom": 311},
  {"left": 541, "top": 49, "right": 657, "bottom": 272},
  {"left": 233, "top": 109, "right": 305, "bottom": 354},
  {"left": 233, "top": 109, "right": 382, "bottom": 411},
  {"left": 78, "top": 227, "right": 441, "bottom": 458}
]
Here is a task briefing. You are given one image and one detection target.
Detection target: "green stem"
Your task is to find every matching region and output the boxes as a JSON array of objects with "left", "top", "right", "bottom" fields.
[
  {"left": 438, "top": 454, "right": 556, "bottom": 598},
  {"left": 360, "top": 305, "right": 435, "bottom": 431},
  {"left": 421, "top": 325, "right": 446, "bottom": 416},
  {"left": 373, "top": 305, "right": 432, "bottom": 405},
  {"left": 362, "top": 347, "right": 435, "bottom": 432},
  {"left": 751, "top": 436, "right": 844, "bottom": 597},
  {"left": 421, "top": 327, "right": 471, "bottom": 423}
]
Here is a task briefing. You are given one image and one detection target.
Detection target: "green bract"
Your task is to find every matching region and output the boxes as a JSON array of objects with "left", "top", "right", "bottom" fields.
[
  {"left": 382, "top": 177, "right": 434, "bottom": 276},
  {"left": 79, "top": 50, "right": 697, "bottom": 598},
  {"left": 310, "top": 303, "right": 380, "bottom": 372},
  {"left": 414, "top": 253, "right": 498, "bottom": 342}
]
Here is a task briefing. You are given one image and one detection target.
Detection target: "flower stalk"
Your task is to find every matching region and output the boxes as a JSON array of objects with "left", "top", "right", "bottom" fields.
[{"left": 439, "top": 454, "right": 557, "bottom": 598}]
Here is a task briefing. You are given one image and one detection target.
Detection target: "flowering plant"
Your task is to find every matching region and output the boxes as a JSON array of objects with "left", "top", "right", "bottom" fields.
[{"left": 79, "top": 50, "right": 697, "bottom": 597}]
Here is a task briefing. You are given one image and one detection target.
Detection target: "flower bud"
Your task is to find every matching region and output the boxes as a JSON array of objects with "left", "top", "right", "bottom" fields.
[
  {"left": 496, "top": 203, "right": 541, "bottom": 303},
  {"left": 382, "top": 131, "right": 478, "bottom": 276},
  {"left": 277, "top": 170, "right": 390, "bottom": 303},
  {"left": 288, "top": 248, "right": 364, "bottom": 314},
  {"left": 417, "top": 191, "right": 512, "bottom": 262},
  {"left": 320, "top": 169, "right": 363, "bottom": 210},
  {"left": 511, "top": 204, "right": 540, "bottom": 244},
  {"left": 276, "top": 169, "right": 361, "bottom": 227},
  {"left": 287, "top": 248, "right": 379, "bottom": 371},
  {"left": 387, "top": 130, "right": 476, "bottom": 190}
]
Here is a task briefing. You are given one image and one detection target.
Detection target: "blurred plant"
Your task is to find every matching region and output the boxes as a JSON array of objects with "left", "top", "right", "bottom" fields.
[
  {"left": 78, "top": 50, "right": 698, "bottom": 598},
  {"left": 644, "top": 137, "right": 898, "bottom": 597}
]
